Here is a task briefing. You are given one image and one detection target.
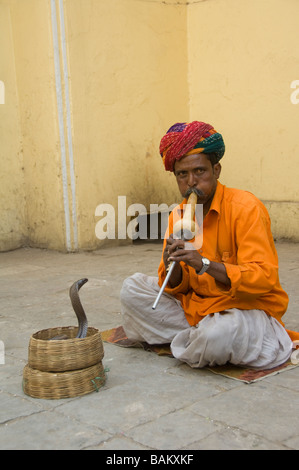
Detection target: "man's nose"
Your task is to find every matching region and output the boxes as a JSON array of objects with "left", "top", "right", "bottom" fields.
[{"left": 187, "top": 171, "right": 196, "bottom": 187}]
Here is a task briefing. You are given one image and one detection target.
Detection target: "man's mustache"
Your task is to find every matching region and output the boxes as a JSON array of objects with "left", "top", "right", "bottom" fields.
[{"left": 184, "top": 187, "right": 204, "bottom": 198}]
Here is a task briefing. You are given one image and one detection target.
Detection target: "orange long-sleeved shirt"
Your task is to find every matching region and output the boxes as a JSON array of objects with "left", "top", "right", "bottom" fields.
[{"left": 158, "top": 181, "right": 299, "bottom": 341}]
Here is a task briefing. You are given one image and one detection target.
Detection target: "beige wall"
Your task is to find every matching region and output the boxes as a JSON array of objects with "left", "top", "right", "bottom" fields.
[
  {"left": 187, "top": 0, "right": 299, "bottom": 239},
  {"left": 0, "top": 2, "right": 26, "bottom": 250},
  {"left": 11, "top": 0, "right": 68, "bottom": 250},
  {"left": 0, "top": 0, "right": 188, "bottom": 251},
  {"left": 0, "top": 0, "right": 298, "bottom": 252},
  {"left": 63, "top": 0, "right": 189, "bottom": 249}
]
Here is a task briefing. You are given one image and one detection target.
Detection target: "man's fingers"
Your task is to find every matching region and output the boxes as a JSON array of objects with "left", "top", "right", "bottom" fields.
[
  {"left": 169, "top": 248, "right": 187, "bottom": 260},
  {"left": 167, "top": 239, "right": 184, "bottom": 253}
]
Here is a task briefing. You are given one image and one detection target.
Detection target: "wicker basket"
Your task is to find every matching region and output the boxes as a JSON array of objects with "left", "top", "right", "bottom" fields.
[
  {"left": 28, "top": 326, "right": 104, "bottom": 372},
  {"left": 23, "top": 362, "right": 106, "bottom": 399}
]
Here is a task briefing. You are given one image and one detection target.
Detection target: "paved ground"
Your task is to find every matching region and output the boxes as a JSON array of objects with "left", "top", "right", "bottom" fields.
[{"left": 0, "top": 241, "right": 299, "bottom": 450}]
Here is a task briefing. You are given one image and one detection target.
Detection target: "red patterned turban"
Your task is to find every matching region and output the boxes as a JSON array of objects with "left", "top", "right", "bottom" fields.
[{"left": 159, "top": 121, "right": 225, "bottom": 172}]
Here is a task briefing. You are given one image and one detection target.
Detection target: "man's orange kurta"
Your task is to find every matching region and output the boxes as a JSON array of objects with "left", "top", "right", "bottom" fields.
[{"left": 158, "top": 181, "right": 299, "bottom": 342}]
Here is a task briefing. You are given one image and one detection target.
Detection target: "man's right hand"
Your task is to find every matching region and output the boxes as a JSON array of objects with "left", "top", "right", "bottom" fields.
[{"left": 163, "top": 235, "right": 184, "bottom": 287}]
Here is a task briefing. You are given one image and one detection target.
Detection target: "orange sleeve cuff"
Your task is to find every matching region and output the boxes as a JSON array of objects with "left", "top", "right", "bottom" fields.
[
  {"left": 219, "top": 262, "right": 242, "bottom": 298},
  {"left": 159, "top": 263, "right": 190, "bottom": 296}
]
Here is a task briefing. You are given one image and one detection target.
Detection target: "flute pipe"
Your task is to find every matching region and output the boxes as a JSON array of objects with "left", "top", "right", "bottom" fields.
[
  {"left": 152, "top": 191, "right": 198, "bottom": 310},
  {"left": 183, "top": 191, "right": 197, "bottom": 223},
  {"left": 152, "top": 261, "right": 176, "bottom": 310},
  {"left": 172, "top": 191, "right": 197, "bottom": 239}
]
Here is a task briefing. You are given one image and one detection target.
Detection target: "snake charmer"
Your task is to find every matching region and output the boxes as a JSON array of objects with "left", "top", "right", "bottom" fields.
[{"left": 120, "top": 121, "right": 299, "bottom": 369}]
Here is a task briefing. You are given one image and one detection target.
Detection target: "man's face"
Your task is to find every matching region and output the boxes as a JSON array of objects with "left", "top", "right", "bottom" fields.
[{"left": 174, "top": 153, "right": 221, "bottom": 209}]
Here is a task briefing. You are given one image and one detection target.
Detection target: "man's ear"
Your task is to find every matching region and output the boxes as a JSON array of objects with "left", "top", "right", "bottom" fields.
[{"left": 213, "top": 162, "right": 221, "bottom": 179}]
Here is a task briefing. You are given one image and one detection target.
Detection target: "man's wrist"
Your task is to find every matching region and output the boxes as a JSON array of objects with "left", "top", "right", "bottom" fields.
[{"left": 196, "top": 257, "right": 211, "bottom": 275}]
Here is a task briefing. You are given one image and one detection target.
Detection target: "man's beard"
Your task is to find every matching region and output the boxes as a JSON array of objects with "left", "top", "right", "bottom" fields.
[{"left": 184, "top": 187, "right": 204, "bottom": 199}]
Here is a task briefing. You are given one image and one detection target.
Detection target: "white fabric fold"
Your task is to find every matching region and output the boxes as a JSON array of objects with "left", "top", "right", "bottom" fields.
[{"left": 120, "top": 273, "right": 293, "bottom": 370}]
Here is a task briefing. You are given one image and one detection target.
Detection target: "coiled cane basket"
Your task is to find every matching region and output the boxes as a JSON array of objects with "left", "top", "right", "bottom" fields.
[
  {"left": 27, "top": 326, "right": 104, "bottom": 372},
  {"left": 23, "top": 326, "right": 106, "bottom": 399},
  {"left": 23, "top": 362, "right": 106, "bottom": 399}
]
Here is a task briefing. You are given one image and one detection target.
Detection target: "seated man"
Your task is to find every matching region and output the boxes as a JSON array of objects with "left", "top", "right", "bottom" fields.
[{"left": 121, "top": 121, "right": 297, "bottom": 370}]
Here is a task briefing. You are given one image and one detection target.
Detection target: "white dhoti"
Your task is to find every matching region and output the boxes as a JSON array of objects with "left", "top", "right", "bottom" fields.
[{"left": 120, "top": 273, "right": 293, "bottom": 370}]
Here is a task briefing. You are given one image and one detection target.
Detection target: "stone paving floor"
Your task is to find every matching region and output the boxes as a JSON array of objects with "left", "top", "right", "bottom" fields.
[{"left": 0, "top": 241, "right": 298, "bottom": 450}]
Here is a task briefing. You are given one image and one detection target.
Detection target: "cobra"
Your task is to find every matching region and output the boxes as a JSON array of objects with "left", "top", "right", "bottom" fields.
[
  {"left": 50, "top": 278, "right": 89, "bottom": 340},
  {"left": 70, "top": 278, "right": 89, "bottom": 338}
]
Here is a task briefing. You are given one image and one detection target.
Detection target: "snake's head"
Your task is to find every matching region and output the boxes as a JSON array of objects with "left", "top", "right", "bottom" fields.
[
  {"left": 69, "top": 278, "right": 88, "bottom": 297},
  {"left": 76, "top": 278, "right": 88, "bottom": 290}
]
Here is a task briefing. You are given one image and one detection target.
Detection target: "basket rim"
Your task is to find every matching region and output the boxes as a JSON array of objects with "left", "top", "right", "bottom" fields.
[
  {"left": 31, "top": 326, "right": 100, "bottom": 342},
  {"left": 28, "top": 325, "right": 104, "bottom": 372}
]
